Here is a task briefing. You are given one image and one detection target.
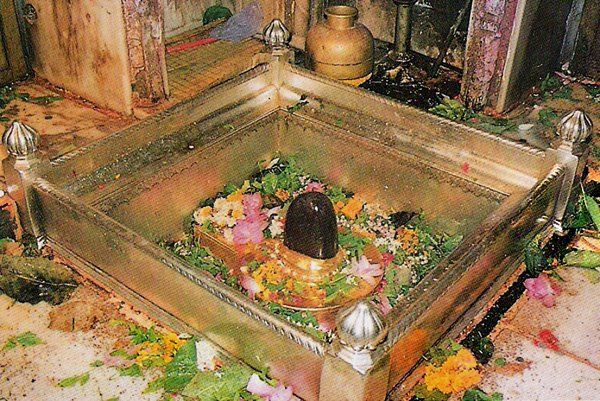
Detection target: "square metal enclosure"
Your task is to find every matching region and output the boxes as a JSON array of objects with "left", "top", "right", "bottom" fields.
[{"left": 22, "top": 56, "right": 572, "bottom": 401}]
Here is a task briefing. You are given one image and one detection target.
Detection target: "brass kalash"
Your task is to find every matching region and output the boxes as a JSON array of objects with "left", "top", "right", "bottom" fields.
[{"left": 2, "top": 18, "right": 593, "bottom": 401}]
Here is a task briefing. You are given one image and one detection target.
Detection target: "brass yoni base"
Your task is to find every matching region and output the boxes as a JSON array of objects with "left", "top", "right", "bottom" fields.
[{"left": 4, "top": 49, "right": 588, "bottom": 401}]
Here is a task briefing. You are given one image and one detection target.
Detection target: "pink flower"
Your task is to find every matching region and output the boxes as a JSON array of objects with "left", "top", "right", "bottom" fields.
[
  {"left": 524, "top": 273, "right": 561, "bottom": 307},
  {"left": 305, "top": 182, "right": 325, "bottom": 193},
  {"left": 381, "top": 253, "right": 394, "bottom": 268},
  {"left": 344, "top": 256, "right": 383, "bottom": 286},
  {"left": 243, "top": 193, "right": 263, "bottom": 219},
  {"left": 232, "top": 215, "right": 268, "bottom": 245},
  {"left": 247, "top": 374, "right": 293, "bottom": 401},
  {"left": 240, "top": 274, "right": 261, "bottom": 299},
  {"left": 378, "top": 293, "right": 392, "bottom": 316}
]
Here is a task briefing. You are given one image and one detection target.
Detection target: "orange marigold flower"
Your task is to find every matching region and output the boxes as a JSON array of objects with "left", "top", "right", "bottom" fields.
[
  {"left": 275, "top": 189, "right": 290, "bottom": 202},
  {"left": 334, "top": 201, "right": 346, "bottom": 213},
  {"left": 227, "top": 189, "right": 244, "bottom": 203},
  {"left": 341, "top": 197, "right": 364, "bottom": 220},
  {"left": 451, "top": 369, "right": 482, "bottom": 393},
  {"left": 423, "top": 348, "right": 481, "bottom": 395}
]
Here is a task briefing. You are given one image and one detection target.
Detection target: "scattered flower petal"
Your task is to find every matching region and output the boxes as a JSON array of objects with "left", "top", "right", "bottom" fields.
[
  {"left": 344, "top": 255, "right": 383, "bottom": 286},
  {"left": 524, "top": 273, "right": 561, "bottom": 307},
  {"left": 240, "top": 274, "right": 261, "bottom": 299},
  {"left": 305, "top": 182, "right": 325, "bottom": 193},
  {"left": 247, "top": 374, "right": 293, "bottom": 401}
]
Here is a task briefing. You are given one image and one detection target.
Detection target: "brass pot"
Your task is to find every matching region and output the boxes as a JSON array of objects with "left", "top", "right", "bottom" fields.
[{"left": 305, "top": 6, "right": 374, "bottom": 84}]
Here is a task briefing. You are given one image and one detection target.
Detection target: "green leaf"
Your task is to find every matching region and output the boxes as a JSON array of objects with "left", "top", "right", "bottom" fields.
[
  {"left": 463, "top": 388, "right": 503, "bottom": 401},
  {"left": 564, "top": 250, "right": 600, "bottom": 269},
  {"left": 182, "top": 364, "right": 253, "bottom": 401},
  {"left": 143, "top": 377, "right": 166, "bottom": 394},
  {"left": 2, "top": 332, "right": 43, "bottom": 351},
  {"left": 494, "top": 357, "right": 507, "bottom": 367},
  {"left": 2, "top": 339, "right": 17, "bottom": 352},
  {"left": 538, "top": 108, "right": 559, "bottom": 127},
  {"left": 129, "top": 325, "right": 160, "bottom": 345},
  {"left": 164, "top": 339, "right": 198, "bottom": 392},
  {"left": 90, "top": 360, "right": 104, "bottom": 368},
  {"left": 119, "top": 364, "right": 142, "bottom": 377},
  {"left": 58, "top": 372, "right": 90, "bottom": 388},
  {"left": 414, "top": 383, "right": 450, "bottom": 401},
  {"left": 15, "top": 331, "right": 43, "bottom": 347},
  {"left": 110, "top": 349, "right": 135, "bottom": 360},
  {"left": 583, "top": 195, "right": 600, "bottom": 232},
  {"left": 105, "top": 397, "right": 120, "bottom": 401}
]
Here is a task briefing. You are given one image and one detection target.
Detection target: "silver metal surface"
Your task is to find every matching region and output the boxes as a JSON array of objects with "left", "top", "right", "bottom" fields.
[
  {"left": 336, "top": 301, "right": 388, "bottom": 351},
  {"left": 2, "top": 121, "right": 40, "bottom": 157},
  {"left": 263, "top": 19, "right": 291, "bottom": 49},
  {"left": 558, "top": 109, "right": 594, "bottom": 146},
  {"left": 12, "top": 54, "right": 585, "bottom": 401}
]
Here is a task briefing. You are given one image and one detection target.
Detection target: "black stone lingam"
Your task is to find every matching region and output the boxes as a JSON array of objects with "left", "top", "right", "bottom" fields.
[{"left": 284, "top": 192, "right": 338, "bottom": 259}]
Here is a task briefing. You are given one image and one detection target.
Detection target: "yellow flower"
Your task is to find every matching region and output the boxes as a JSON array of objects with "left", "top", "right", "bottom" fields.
[
  {"left": 275, "top": 189, "right": 290, "bottom": 202},
  {"left": 227, "top": 190, "right": 244, "bottom": 203},
  {"left": 341, "top": 197, "right": 364, "bottom": 220},
  {"left": 334, "top": 201, "right": 346, "bottom": 213},
  {"left": 451, "top": 369, "right": 482, "bottom": 393},
  {"left": 423, "top": 348, "right": 481, "bottom": 395},
  {"left": 193, "top": 206, "right": 213, "bottom": 224}
]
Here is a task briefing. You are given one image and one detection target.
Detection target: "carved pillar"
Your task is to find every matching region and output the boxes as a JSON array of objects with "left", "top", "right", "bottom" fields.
[
  {"left": 1, "top": 122, "right": 45, "bottom": 240},
  {"left": 460, "top": 0, "right": 520, "bottom": 111},
  {"left": 121, "top": 0, "right": 169, "bottom": 106},
  {"left": 552, "top": 109, "right": 593, "bottom": 235}
]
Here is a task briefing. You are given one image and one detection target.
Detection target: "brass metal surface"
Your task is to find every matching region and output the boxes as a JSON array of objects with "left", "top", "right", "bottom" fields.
[
  {"left": 26, "top": 56, "right": 574, "bottom": 401},
  {"left": 305, "top": 6, "right": 374, "bottom": 82}
]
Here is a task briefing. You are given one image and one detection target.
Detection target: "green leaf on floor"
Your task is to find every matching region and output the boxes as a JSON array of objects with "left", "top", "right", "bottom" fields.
[
  {"left": 540, "top": 74, "right": 562, "bottom": 98},
  {"left": 463, "top": 388, "right": 503, "bottom": 401},
  {"left": 583, "top": 194, "right": 600, "bottom": 232},
  {"left": 429, "top": 97, "right": 475, "bottom": 122},
  {"left": 538, "top": 108, "right": 559, "bottom": 127},
  {"left": 2, "top": 331, "right": 43, "bottom": 351},
  {"left": 414, "top": 383, "right": 450, "bottom": 401},
  {"left": 564, "top": 250, "right": 600, "bottom": 269},
  {"left": 493, "top": 357, "right": 506, "bottom": 367},
  {"left": 58, "top": 372, "right": 90, "bottom": 388},
  {"left": 182, "top": 364, "right": 255, "bottom": 401},
  {"left": 582, "top": 268, "right": 600, "bottom": 284},
  {"left": 143, "top": 377, "right": 166, "bottom": 394},
  {"left": 524, "top": 239, "right": 548, "bottom": 276},
  {"left": 129, "top": 325, "right": 161, "bottom": 345},
  {"left": 119, "top": 364, "right": 142, "bottom": 377},
  {"left": 105, "top": 397, "right": 119, "bottom": 401},
  {"left": 163, "top": 338, "right": 198, "bottom": 392},
  {"left": 15, "top": 331, "right": 43, "bottom": 347},
  {"left": 90, "top": 360, "right": 104, "bottom": 368}
]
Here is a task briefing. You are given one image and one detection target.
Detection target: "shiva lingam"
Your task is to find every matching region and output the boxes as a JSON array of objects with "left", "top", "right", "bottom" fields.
[{"left": 197, "top": 191, "right": 382, "bottom": 310}]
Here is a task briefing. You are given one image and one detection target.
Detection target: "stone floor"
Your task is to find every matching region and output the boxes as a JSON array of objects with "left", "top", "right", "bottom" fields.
[{"left": 479, "top": 267, "right": 600, "bottom": 401}]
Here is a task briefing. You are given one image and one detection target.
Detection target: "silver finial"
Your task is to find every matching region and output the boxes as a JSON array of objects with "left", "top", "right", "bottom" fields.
[
  {"left": 558, "top": 109, "right": 593, "bottom": 145},
  {"left": 336, "top": 301, "right": 388, "bottom": 351},
  {"left": 263, "top": 19, "right": 291, "bottom": 49},
  {"left": 2, "top": 121, "right": 40, "bottom": 157}
]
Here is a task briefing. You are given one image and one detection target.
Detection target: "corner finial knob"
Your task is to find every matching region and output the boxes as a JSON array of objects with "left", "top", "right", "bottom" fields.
[
  {"left": 2, "top": 121, "right": 40, "bottom": 157},
  {"left": 336, "top": 301, "right": 388, "bottom": 351},
  {"left": 558, "top": 109, "right": 593, "bottom": 145},
  {"left": 263, "top": 19, "right": 291, "bottom": 49}
]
